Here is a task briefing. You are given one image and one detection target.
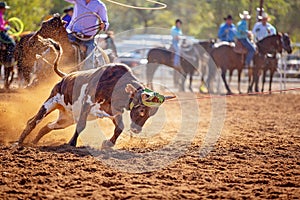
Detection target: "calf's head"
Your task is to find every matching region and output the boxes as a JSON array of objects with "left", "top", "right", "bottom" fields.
[{"left": 125, "top": 84, "right": 173, "bottom": 133}]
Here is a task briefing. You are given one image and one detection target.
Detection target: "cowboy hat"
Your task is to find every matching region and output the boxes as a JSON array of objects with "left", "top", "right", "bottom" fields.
[
  {"left": 224, "top": 15, "right": 233, "bottom": 21},
  {"left": 258, "top": 12, "right": 270, "bottom": 21},
  {"left": 0, "top": 2, "right": 10, "bottom": 9},
  {"left": 63, "top": 6, "right": 73, "bottom": 13},
  {"left": 239, "top": 10, "right": 251, "bottom": 19}
]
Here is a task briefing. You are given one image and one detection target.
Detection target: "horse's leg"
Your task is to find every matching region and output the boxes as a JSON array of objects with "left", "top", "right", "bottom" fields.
[
  {"left": 4, "top": 64, "right": 11, "bottom": 89},
  {"left": 269, "top": 69, "right": 274, "bottom": 94},
  {"left": 189, "top": 72, "right": 193, "bottom": 92},
  {"left": 180, "top": 72, "right": 186, "bottom": 92},
  {"left": 253, "top": 67, "right": 259, "bottom": 93},
  {"left": 237, "top": 69, "right": 242, "bottom": 94},
  {"left": 261, "top": 69, "right": 266, "bottom": 93},
  {"left": 173, "top": 70, "right": 181, "bottom": 87},
  {"left": 206, "top": 58, "right": 216, "bottom": 94},
  {"left": 221, "top": 68, "right": 232, "bottom": 95},
  {"left": 247, "top": 68, "right": 253, "bottom": 93},
  {"left": 229, "top": 69, "right": 233, "bottom": 86},
  {"left": 146, "top": 63, "right": 158, "bottom": 89},
  {"left": 199, "top": 60, "right": 207, "bottom": 93},
  {"left": 8, "top": 64, "right": 14, "bottom": 87},
  {"left": 23, "top": 66, "right": 31, "bottom": 86}
]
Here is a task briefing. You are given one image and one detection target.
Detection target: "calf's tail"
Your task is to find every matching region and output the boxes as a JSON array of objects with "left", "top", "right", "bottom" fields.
[{"left": 38, "top": 36, "right": 67, "bottom": 78}]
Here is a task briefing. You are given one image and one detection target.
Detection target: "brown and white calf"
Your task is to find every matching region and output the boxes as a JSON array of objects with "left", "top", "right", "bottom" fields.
[{"left": 18, "top": 38, "right": 173, "bottom": 148}]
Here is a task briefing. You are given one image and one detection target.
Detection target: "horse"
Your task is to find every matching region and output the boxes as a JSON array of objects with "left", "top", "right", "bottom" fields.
[
  {"left": 208, "top": 42, "right": 245, "bottom": 94},
  {"left": 146, "top": 41, "right": 210, "bottom": 92},
  {"left": 0, "top": 41, "right": 15, "bottom": 89},
  {"left": 249, "top": 33, "right": 292, "bottom": 93},
  {"left": 14, "top": 14, "right": 82, "bottom": 87}
]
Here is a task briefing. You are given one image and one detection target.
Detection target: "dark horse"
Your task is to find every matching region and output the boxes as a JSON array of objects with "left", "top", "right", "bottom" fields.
[
  {"left": 208, "top": 43, "right": 244, "bottom": 94},
  {"left": 15, "top": 14, "right": 80, "bottom": 86},
  {"left": 146, "top": 41, "right": 212, "bottom": 92},
  {"left": 0, "top": 41, "right": 14, "bottom": 89},
  {"left": 249, "top": 33, "right": 292, "bottom": 93}
]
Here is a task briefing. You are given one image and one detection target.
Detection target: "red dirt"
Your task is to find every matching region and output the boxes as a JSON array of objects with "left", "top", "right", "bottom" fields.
[{"left": 0, "top": 89, "right": 299, "bottom": 199}]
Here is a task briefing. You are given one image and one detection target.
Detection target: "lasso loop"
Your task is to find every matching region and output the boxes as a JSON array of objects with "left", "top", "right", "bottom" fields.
[
  {"left": 7, "top": 17, "right": 24, "bottom": 37},
  {"left": 104, "top": 0, "right": 167, "bottom": 10},
  {"left": 69, "top": 12, "right": 103, "bottom": 41}
]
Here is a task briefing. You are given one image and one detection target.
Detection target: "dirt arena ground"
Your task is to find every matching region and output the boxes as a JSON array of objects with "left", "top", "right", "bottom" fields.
[{"left": 0, "top": 82, "right": 299, "bottom": 199}]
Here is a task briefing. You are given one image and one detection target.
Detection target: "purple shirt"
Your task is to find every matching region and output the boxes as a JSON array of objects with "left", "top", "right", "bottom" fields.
[{"left": 65, "top": 0, "right": 109, "bottom": 35}]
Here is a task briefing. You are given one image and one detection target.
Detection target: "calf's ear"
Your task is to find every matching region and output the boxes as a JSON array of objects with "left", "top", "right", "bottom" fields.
[{"left": 125, "top": 84, "right": 137, "bottom": 94}]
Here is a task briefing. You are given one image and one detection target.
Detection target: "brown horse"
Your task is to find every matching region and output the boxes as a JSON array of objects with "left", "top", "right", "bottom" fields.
[
  {"left": 249, "top": 33, "right": 292, "bottom": 93},
  {"left": 208, "top": 44, "right": 244, "bottom": 94},
  {"left": 146, "top": 41, "right": 213, "bottom": 92},
  {"left": 0, "top": 42, "right": 14, "bottom": 89},
  {"left": 15, "top": 14, "right": 80, "bottom": 86}
]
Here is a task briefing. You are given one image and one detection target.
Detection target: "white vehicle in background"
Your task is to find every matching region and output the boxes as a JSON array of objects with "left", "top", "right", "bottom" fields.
[{"left": 115, "top": 34, "right": 197, "bottom": 68}]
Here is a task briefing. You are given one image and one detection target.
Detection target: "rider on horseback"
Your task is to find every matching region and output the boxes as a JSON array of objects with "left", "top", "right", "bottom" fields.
[
  {"left": 218, "top": 15, "right": 236, "bottom": 42},
  {"left": 64, "top": 0, "right": 109, "bottom": 70},
  {"left": 171, "top": 19, "right": 183, "bottom": 69},
  {"left": 62, "top": 6, "right": 74, "bottom": 28},
  {"left": 0, "top": 2, "right": 15, "bottom": 66},
  {"left": 236, "top": 11, "right": 256, "bottom": 71},
  {"left": 252, "top": 12, "right": 276, "bottom": 42}
]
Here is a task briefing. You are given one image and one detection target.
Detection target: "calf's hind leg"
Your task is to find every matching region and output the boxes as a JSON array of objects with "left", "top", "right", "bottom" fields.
[
  {"left": 33, "top": 110, "right": 74, "bottom": 144},
  {"left": 18, "top": 106, "right": 56, "bottom": 145}
]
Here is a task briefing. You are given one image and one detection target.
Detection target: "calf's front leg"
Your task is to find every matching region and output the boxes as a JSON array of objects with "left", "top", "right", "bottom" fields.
[
  {"left": 102, "top": 115, "right": 124, "bottom": 149},
  {"left": 68, "top": 102, "right": 91, "bottom": 147}
]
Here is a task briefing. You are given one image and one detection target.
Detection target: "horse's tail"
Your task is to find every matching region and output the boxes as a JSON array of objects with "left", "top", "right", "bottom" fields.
[{"left": 37, "top": 36, "right": 67, "bottom": 78}]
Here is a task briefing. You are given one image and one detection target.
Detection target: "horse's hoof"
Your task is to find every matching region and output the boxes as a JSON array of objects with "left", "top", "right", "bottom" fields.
[
  {"left": 226, "top": 91, "right": 233, "bottom": 95},
  {"left": 101, "top": 140, "right": 114, "bottom": 150}
]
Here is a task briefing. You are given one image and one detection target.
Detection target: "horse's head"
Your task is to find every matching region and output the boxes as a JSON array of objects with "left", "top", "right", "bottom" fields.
[
  {"left": 37, "top": 14, "right": 68, "bottom": 42},
  {"left": 281, "top": 33, "right": 292, "bottom": 54},
  {"left": 198, "top": 39, "right": 215, "bottom": 53}
]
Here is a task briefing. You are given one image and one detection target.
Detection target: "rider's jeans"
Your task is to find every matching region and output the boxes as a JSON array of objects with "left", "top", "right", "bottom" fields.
[
  {"left": 172, "top": 43, "right": 180, "bottom": 67},
  {"left": 0, "top": 31, "right": 16, "bottom": 64},
  {"left": 68, "top": 34, "right": 95, "bottom": 70},
  {"left": 238, "top": 38, "right": 256, "bottom": 67}
]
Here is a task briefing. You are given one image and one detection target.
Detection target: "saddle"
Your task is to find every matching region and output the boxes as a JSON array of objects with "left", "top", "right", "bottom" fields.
[{"left": 233, "top": 40, "right": 248, "bottom": 54}]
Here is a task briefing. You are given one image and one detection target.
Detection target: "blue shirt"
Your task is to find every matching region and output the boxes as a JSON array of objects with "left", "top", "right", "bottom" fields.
[
  {"left": 171, "top": 26, "right": 182, "bottom": 47},
  {"left": 65, "top": 0, "right": 109, "bottom": 34},
  {"left": 218, "top": 23, "right": 236, "bottom": 42},
  {"left": 236, "top": 19, "right": 248, "bottom": 39},
  {"left": 62, "top": 14, "right": 72, "bottom": 28}
]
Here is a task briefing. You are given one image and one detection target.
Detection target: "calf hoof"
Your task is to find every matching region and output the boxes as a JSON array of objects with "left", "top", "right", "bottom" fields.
[
  {"left": 101, "top": 140, "right": 114, "bottom": 150},
  {"left": 10, "top": 142, "right": 20, "bottom": 148},
  {"left": 68, "top": 140, "right": 77, "bottom": 147}
]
